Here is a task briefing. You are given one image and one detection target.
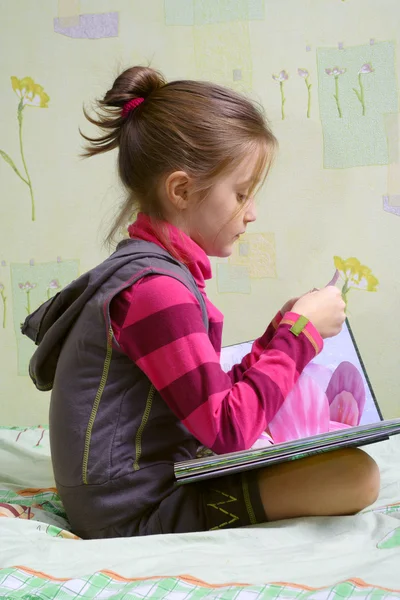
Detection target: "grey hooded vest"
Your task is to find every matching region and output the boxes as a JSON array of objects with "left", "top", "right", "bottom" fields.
[{"left": 22, "top": 239, "right": 209, "bottom": 538}]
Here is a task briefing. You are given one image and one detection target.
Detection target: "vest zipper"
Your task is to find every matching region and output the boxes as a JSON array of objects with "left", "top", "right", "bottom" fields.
[
  {"left": 133, "top": 384, "right": 155, "bottom": 471},
  {"left": 82, "top": 325, "right": 113, "bottom": 485}
]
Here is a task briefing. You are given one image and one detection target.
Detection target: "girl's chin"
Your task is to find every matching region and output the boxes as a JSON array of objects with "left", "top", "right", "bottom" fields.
[{"left": 210, "top": 246, "right": 233, "bottom": 258}]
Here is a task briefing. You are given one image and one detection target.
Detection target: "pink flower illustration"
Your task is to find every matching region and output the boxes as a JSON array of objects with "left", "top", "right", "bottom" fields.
[
  {"left": 48, "top": 279, "right": 60, "bottom": 289},
  {"left": 298, "top": 68, "right": 312, "bottom": 118},
  {"left": 326, "top": 361, "right": 365, "bottom": 425},
  {"left": 272, "top": 70, "right": 289, "bottom": 82},
  {"left": 354, "top": 63, "right": 374, "bottom": 115},
  {"left": 325, "top": 67, "right": 346, "bottom": 117},
  {"left": 359, "top": 63, "right": 374, "bottom": 74},
  {"left": 268, "top": 373, "right": 330, "bottom": 443},
  {"left": 298, "top": 68, "right": 309, "bottom": 78},
  {"left": 18, "top": 281, "right": 36, "bottom": 291},
  {"left": 18, "top": 281, "right": 36, "bottom": 313},
  {"left": 47, "top": 278, "right": 61, "bottom": 299},
  {"left": 272, "top": 70, "right": 289, "bottom": 120},
  {"left": 325, "top": 67, "right": 346, "bottom": 77},
  {"left": 256, "top": 361, "right": 365, "bottom": 446}
]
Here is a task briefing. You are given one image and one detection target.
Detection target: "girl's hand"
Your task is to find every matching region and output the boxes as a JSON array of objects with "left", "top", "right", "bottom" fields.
[
  {"left": 280, "top": 297, "right": 299, "bottom": 317},
  {"left": 280, "top": 288, "right": 318, "bottom": 316},
  {"left": 292, "top": 286, "right": 346, "bottom": 339}
]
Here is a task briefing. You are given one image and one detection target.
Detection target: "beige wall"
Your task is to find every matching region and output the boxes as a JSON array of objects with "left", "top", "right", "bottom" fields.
[{"left": 1, "top": 0, "right": 399, "bottom": 424}]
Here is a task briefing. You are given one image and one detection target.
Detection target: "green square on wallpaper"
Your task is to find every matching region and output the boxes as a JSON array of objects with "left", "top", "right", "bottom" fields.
[
  {"left": 317, "top": 41, "right": 398, "bottom": 168},
  {"left": 195, "top": 0, "right": 249, "bottom": 24},
  {"left": 321, "top": 114, "right": 390, "bottom": 169},
  {"left": 217, "top": 263, "right": 251, "bottom": 294},
  {"left": 10, "top": 260, "right": 79, "bottom": 376},
  {"left": 165, "top": 0, "right": 265, "bottom": 26},
  {"left": 164, "top": 0, "right": 195, "bottom": 25},
  {"left": 195, "top": 0, "right": 265, "bottom": 24},
  {"left": 247, "top": 0, "right": 265, "bottom": 20}
]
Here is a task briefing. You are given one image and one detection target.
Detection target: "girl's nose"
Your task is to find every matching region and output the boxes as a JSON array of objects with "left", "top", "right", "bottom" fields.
[{"left": 244, "top": 198, "right": 257, "bottom": 223}]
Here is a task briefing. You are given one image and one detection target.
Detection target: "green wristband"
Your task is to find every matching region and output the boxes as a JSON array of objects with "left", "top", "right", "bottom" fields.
[{"left": 290, "top": 315, "right": 309, "bottom": 336}]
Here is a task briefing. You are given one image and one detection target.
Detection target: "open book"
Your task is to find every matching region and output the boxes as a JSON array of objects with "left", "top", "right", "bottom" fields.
[{"left": 175, "top": 319, "right": 400, "bottom": 484}]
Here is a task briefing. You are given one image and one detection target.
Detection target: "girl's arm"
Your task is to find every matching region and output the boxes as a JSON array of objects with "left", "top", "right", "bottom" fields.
[
  {"left": 226, "top": 311, "right": 282, "bottom": 383},
  {"left": 111, "top": 275, "right": 322, "bottom": 454},
  {"left": 227, "top": 296, "right": 301, "bottom": 383}
]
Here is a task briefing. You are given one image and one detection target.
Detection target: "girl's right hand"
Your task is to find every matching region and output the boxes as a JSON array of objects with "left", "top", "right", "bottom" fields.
[{"left": 292, "top": 286, "right": 346, "bottom": 339}]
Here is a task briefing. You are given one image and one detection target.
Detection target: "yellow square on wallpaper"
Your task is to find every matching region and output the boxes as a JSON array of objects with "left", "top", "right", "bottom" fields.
[
  {"left": 230, "top": 233, "right": 277, "bottom": 279},
  {"left": 386, "top": 113, "right": 400, "bottom": 197},
  {"left": 193, "top": 21, "right": 252, "bottom": 91}
]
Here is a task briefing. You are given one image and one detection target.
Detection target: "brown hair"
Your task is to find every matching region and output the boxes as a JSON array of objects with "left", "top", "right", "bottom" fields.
[{"left": 81, "top": 66, "right": 277, "bottom": 247}]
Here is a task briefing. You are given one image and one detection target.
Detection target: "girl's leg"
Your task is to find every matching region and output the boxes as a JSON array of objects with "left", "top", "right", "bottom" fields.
[{"left": 258, "top": 448, "right": 380, "bottom": 521}]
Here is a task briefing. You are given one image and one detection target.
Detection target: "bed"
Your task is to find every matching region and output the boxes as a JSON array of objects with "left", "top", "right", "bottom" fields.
[{"left": 0, "top": 425, "right": 399, "bottom": 599}]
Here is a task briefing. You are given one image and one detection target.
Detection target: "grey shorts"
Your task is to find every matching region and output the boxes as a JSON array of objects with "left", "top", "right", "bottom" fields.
[{"left": 138, "top": 469, "right": 267, "bottom": 535}]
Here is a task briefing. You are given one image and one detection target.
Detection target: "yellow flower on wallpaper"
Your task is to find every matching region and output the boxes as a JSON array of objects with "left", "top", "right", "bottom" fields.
[
  {"left": 333, "top": 256, "right": 379, "bottom": 305},
  {"left": 0, "top": 76, "right": 50, "bottom": 221},
  {"left": 11, "top": 76, "right": 50, "bottom": 108}
]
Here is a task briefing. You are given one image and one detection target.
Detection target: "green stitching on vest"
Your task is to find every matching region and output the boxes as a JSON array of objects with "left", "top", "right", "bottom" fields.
[
  {"left": 207, "top": 489, "right": 239, "bottom": 530},
  {"left": 82, "top": 325, "right": 113, "bottom": 485},
  {"left": 242, "top": 474, "right": 257, "bottom": 525},
  {"left": 133, "top": 384, "right": 155, "bottom": 472},
  {"left": 29, "top": 367, "right": 53, "bottom": 391},
  {"left": 33, "top": 380, "right": 53, "bottom": 391}
]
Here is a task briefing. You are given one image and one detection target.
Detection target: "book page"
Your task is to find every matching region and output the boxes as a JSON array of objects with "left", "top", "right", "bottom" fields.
[{"left": 220, "top": 319, "right": 382, "bottom": 451}]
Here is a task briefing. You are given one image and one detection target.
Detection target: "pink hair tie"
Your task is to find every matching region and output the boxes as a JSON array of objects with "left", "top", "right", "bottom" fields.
[{"left": 122, "top": 97, "right": 145, "bottom": 117}]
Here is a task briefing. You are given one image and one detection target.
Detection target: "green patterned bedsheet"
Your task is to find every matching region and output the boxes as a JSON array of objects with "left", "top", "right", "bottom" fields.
[
  {"left": 1, "top": 568, "right": 400, "bottom": 599},
  {"left": 0, "top": 426, "right": 399, "bottom": 599}
]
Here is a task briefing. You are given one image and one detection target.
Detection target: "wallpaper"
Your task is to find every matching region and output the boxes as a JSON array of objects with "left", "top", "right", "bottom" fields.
[{"left": 0, "top": 0, "right": 399, "bottom": 424}]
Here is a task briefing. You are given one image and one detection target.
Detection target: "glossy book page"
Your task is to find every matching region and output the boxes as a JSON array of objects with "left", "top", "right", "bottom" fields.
[{"left": 175, "top": 320, "right": 400, "bottom": 484}]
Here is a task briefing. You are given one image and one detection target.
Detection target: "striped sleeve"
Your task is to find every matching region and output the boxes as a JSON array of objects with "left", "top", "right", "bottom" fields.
[
  {"left": 227, "top": 311, "right": 283, "bottom": 384},
  {"left": 111, "top": 275, "right": 323, "bottom": 454}
]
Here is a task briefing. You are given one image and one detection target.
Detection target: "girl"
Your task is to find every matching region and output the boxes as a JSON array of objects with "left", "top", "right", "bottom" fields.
[{"left": 24, "top": 66, "right": 380, "bottom": 539}]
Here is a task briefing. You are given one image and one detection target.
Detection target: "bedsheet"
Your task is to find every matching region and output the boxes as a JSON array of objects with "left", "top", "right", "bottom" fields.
[{"left": 0, "top": 425, "right": 399, "bottom": 599}]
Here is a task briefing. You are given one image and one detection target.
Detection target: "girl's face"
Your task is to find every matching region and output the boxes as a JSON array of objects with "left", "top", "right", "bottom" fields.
[{"left": 187, "top": 152, "right": 260, "bottom": 257}]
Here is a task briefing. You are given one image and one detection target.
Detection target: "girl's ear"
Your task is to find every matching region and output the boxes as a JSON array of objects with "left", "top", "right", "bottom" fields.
[{"left": 164, "top": 171, "right": 192, "bottom": 210}]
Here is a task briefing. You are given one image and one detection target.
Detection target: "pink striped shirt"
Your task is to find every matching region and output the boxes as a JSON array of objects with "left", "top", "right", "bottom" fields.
[{"left": 110, "top": 214, "right": 323, "bottom": 454}]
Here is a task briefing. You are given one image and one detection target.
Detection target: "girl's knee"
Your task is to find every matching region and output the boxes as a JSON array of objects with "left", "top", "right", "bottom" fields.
[{"left": 345, "top": 448, "right": 380, "bottom": 510}]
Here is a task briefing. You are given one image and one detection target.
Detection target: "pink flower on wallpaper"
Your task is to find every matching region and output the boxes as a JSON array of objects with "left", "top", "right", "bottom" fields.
[
  {"left": 18, "top": 281, "right": 36, "bottom": 313},
  {"left": 272, "top": 70, "right": 289, "bottom": 120},
  {"left": 359, "top": 63, "right": 374, "bottom": 74},
  {"left": 265, "top": 361, "right": 365, "bottom": 445},
  {"left": 325, "top": 67, "right": 346, "bottom": 117},
  {"left": 47, "top": 278, "right": 61, "bottom": 300},
  {"left": 325, "top": 67, "right": 346, "bottom": 76},
  {"left": 18, "top": 281, "right": 36, "bottom": 291},
  {"left": 354, "top": 63, "right": 374, "bottom": 115},
  {"left": 48, "top": 279, "right": 60, "bottom": 289}
]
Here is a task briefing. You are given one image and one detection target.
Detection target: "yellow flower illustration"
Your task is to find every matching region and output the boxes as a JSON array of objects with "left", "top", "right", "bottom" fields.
[
  {"left": 0, "top": 76, "right": 50, "bottom": 221},
  {"left": 333, "top": 256, "right": 378, "bottom": 305},
  {"left": 11, "top": 76, "right": 50, "bottom": 108}
]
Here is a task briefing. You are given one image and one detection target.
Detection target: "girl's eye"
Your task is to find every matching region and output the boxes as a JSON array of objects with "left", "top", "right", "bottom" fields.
[{"left": 237, "top": 193, "right": 248, "bottom": 203}]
